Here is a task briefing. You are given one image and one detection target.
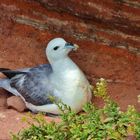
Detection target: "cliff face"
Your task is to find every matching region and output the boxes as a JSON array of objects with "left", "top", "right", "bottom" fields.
[
  {"left": 0, "top": 0, "right": 140, "bottom": 111},
  {"left": 38, "top": 0, "right": 140, "bottom": 35},
  {"left": 37, "top": 0, "right": 140, "bottom": 55}
]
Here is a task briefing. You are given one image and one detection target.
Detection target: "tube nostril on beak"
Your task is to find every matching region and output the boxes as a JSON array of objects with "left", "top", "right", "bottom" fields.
[{"left": 65, "top": 42, "right": 74, "bottom": 46}]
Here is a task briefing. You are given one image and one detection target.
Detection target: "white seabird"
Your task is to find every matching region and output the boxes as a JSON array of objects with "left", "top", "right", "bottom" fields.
[{"left": 0, "top": 38, "right": 92, "bottom": 114}]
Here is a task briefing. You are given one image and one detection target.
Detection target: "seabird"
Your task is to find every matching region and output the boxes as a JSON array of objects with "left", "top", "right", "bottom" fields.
[{"left": 0, "top": 38, "right": 92, "bottom": 114}]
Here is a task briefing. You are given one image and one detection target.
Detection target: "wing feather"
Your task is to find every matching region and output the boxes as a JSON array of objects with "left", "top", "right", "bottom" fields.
[{"left": 10, "top": 64, "right": 54, "bottom": 105}]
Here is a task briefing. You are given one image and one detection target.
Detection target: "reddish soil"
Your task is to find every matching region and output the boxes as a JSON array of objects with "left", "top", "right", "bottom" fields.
[{"left": 0, "top": 0, "right": 140, "bottom": 139}]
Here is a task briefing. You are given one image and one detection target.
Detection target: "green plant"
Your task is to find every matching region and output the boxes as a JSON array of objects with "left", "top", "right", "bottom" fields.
[{"left": 12, "top": 79, "right": 140, "bottom": 140}]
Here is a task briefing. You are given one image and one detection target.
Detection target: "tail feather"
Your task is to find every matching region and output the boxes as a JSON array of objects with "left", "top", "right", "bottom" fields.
[
  {"left": 0, "top": 68, "right": 27, "bottom": 79},
  {"left": 0, "top": 78, "right": 20, "bottom": 96},
  {"left": 0, "top": 79, "right": 7, "bottom": 88},
  {"left": 0, "top": 68, "right": 11, "bottom": 71}
]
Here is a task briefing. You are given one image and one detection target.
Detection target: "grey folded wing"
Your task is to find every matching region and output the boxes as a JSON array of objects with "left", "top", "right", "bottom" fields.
[{"left": 10, "top": 64, "right": 55, "bottom": 105}]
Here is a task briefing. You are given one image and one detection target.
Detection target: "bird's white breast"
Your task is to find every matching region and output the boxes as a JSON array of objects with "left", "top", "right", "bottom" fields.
[{"left": 50, "top": 64, "right": 92, "bottom": 112}]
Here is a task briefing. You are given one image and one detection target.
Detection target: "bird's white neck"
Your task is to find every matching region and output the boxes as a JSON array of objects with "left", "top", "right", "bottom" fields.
[{"left": 50, "top": 56, "right": 78, "bottom": 74}]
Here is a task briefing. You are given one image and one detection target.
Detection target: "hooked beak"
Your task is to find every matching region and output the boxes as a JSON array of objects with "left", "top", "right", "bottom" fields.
[{"left": 65, "top": 42, "right": 79, "bottom": 51}]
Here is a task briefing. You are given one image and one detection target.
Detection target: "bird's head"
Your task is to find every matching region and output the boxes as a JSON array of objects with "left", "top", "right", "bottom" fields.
[{"left": 46, "top": 38, "right": 79, "bottom": 63}]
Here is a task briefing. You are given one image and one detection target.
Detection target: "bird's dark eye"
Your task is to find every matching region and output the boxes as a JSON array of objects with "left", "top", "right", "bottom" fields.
[{"left": 53, "top": 46, "right": 59, "bottom": 50}]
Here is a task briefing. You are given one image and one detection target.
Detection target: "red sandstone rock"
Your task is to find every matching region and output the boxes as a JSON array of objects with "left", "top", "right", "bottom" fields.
[
  {"left": 38, "top": 0, "right": 140, "bottom": 36},
  {"left": 11, "top": 0, "right": 140, "bottom": 55},
  {"left": 0, "top": 90, "right": 9, "bottom": 109},
  {"left": 7, "top": 96, "right": 27, "bottom": 112}
]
